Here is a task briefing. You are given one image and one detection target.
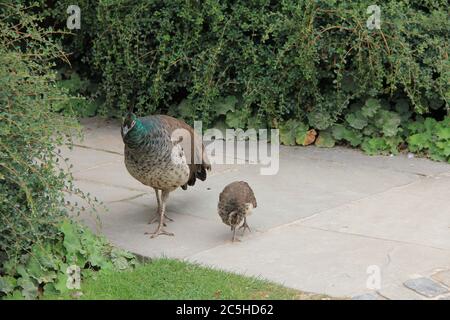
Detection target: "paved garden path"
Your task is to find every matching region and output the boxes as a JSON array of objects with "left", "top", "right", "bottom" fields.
[{"left": 64, "top": 117, "right": 450, "bottom": 299}]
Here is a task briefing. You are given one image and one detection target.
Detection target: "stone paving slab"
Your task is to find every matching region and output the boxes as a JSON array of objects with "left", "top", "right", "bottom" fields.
[
  {"left": 125, "top": 158, "right": 420, "bottom": 232},
  {"left": 187, "top": 224, "right": 450, "bottom": 298},
  {"left": 60, "top": 145, "right": 122, "bottom": 173},
  {"left": 63, "top": 117, "right": 450, "bottom": 299},
  {"left": 77, "top": 117, "right": 124, "bottom": 154},
  {"left": 403, "top": 277, "right": 448, "bottom": 298},
  {"left": 73, "top": 161, "right": 150, "bottom": 192},
  {"left": 70, "top": 180, "right": 145, "bottom": 203},
  {"left": 351, "top": 293, "right": 385, "bottom": 300},
  {"left": 280, "top": 145, "right": 450, "bottom": 177},
  {"left": 301, "top": 175, "right": 450, "bottom": 250},
  {"left": 432, "top": 270, "right": 450, "bottom": 289},
  {"left": 79, "top": 201, "right": 240, "bottom": 259}
]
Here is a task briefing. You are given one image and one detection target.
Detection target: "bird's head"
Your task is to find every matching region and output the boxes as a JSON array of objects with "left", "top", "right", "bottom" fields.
[
  {"left": 121, "top": 112, "right": 137, "bottom": 138},
  {"left": 227, "top": 210, "right": 240, "bottom": 226}
]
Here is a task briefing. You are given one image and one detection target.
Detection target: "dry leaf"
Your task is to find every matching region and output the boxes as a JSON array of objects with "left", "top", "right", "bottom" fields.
[{"left": 303, "top": 129, "right": 317, "bottom": 145}]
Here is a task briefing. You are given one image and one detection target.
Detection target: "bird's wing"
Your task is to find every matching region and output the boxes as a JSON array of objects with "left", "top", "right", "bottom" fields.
[
  {"left": 241, "top": 181, "right": 257, "bottom": 208},
  {"left": 220, "top": 181, "right": 257, "bottom": 208},
  {"left": 157, "top": 115, "right": 211, "bottom": 188}
]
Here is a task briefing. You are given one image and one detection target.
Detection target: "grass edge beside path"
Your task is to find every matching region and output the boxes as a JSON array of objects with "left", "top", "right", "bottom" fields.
[{"left": 46, "top": 258, "right": 332, "bottom": 300}]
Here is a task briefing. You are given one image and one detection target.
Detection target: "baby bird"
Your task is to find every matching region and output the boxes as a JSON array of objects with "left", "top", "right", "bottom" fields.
[{"left": 218, "top": 181, "right": 257, "bottom": 242}]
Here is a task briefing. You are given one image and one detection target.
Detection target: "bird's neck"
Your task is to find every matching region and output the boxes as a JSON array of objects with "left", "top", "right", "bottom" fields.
[{"left": 124, "top": 119, "right": 149, "bottom": 148}]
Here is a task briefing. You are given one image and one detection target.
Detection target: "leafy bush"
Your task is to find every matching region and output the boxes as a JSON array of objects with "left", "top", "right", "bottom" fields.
[
  {"left": 14, "top": 1, "right": 448, "bottom": 161},
  {"left": 55, "top": 69, "right": 103, "bottom": 117},
  {"left": 407, "top": 118, "right": 450, "bottom": 162},
  {"left": 0, "top": 220, "right": 136, "bottom": 299},
  {"left": 88, "top": 0, "right": 448, "bottom": 126},
  {"left": 0, "top": 3, "right": 81, "bottom": 263},
  {"left": 328, "top": 98, "right": 404, "bottom": 155},
  {"left": 315, "top": 99, "right": 449, "bottom": 162},
  {"left": 8, "top": 0, "right": 103, "bottom": 117},
  {"left": 0, "top": 4, "right": 137, "bottom": 299}
]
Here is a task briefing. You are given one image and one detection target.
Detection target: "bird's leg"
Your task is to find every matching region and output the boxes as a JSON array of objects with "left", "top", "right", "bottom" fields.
[
  {"left": 231, "top": 226, "right": 237, "bottom": 242},
  {"left": 148, "top": 189, "right": 162, "bottom": 224},
  {"left": 161, "top": 191, "right": 174, "bottom": 222},
  {"left": 148, "top": 189, "right": 173, "bottom": 225},
  {"left": 239, "top": 217, "right": 251, "bottom": 234},
  {"left": 146, "top": 190, "right": 174, "bottom": 238}
]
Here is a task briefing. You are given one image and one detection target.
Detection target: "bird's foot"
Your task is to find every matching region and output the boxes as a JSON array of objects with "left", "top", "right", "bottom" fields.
[
  {"left": 239, "top": 222, "right": 251, "bottom": 234},
  {"left": 145, "top": 227, "right": 174, "bottom": 238}
]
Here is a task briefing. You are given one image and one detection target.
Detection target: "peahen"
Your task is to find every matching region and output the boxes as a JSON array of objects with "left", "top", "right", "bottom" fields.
[
  {"left": 218, "top": 181, "right": 257, "bottom": 242},
  {"left": 121, "top": 113, "right": 211, "bottom": 238}
]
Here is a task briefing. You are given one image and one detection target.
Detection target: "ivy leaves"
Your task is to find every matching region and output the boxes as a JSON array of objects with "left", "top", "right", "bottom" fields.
[
  {"left": 280, "top": 97, "right": 417, "bottom": 157},
  {"left": 407, "top": 117, "right": 450, "bottom": 162},
  {"left": 315, "top": 130, "right": 335, "bottom": 148},
  {"left": 361, "top": 98, "right": 381, "bottom": 118},
  {"left": 345, "top": 111, "right": 368, "bottom": 130},
  {"left": 331, "top": 124, "right": 363, "bottom": 147},
  {"left": 280, "top": 120, "right": 307, "bottom": 146},
  {"left": 318, "top": 98, "right": 404, "bottom": 154},
  {"left": 312, "top": 97, "right": 449, "bottom": 161},
  {"left": 0, "top": 220, "right": 137, "bottom": 299},
  {"left": 279, "top": 120, "right": 317, "bottom": 146},
  {"left": 374, "top": 110, "right": 402, "bottom": 137}
]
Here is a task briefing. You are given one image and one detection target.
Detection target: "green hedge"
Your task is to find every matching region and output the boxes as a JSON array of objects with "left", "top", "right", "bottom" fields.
[
  {"left": 88, "top": 0, "right": 449, "bottom": 127},
  {"left": 7, "top": 1, "right": 450, "bottom": 161}
]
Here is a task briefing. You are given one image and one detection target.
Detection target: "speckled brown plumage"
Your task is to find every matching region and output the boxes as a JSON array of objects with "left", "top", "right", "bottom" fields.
[
  {"left": 122, "top": 113, "right": 211, "bottom": 238},
  {"left": 218, "top": 181, "right": 257, "bottom": 241}
]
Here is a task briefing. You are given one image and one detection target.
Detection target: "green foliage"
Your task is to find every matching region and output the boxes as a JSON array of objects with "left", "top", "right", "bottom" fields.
[
  {"left": 279, "top": 120, "right": 310, "bottom": 146},
  {"left": 320, "top": 97, "right": 449, "bottom": 159},
  {"left": 331, "top": 124, "right": 363, "bottom": 147},
  {"left": 326, "top": 98, "right": 405, "bottom": 154},
  {"left": 315, "top": 130, "right": 335, "bottom": 148},
  {"left": 55, "top": 69, "right": 102, "bottom": 117},
  {"left": 361, "top": 136, "right": 402, "bottom": 156},
  {"left": 407, "top": 117, "right": 450, "bottom": 162},
  {"left": 361, "top": 99, "right": 381, "bottom": 118},
  {"left": 15, "top": 1, "right": 449, "bottom": 161},
  {"left": 83, "top": 0, "right": 448, "bottom": 125},
  {"left": 0, "top": 220, "right": 136, "bottom": 299},
  {"left": 0, "top": 4, "right": 114, "bottom": 295},
  {"left": 0, "top": 4, "right": 84, "bottom": 264},
  {"left": 345, "top": 111, "right": 368, "bottom": 130}
]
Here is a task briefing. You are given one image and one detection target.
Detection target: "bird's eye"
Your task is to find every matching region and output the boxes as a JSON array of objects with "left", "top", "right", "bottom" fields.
[{"left": 131, "top": 120, "right": 136, "bottom": 127}]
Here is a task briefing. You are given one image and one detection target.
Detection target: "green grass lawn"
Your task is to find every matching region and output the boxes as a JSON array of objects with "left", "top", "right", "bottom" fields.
[{"left": 48, "top": 258, "right": 329, "bottom": 300}]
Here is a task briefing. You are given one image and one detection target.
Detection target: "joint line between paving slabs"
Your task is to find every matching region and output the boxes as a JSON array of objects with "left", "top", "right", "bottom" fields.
[
  {"left": 299, "top": 225, "right": 450, "bottom": 252},
  {"left": 73, "top": 143, "right": 124, "bottom": 156},
  {"left": 273, "top": 176, "right": 428, "bottom": 229}
]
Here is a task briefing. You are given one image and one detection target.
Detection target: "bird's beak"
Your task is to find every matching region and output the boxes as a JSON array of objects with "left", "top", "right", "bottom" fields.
[{"left": 122, "top": 125, "right": 130, "bottom": 136}]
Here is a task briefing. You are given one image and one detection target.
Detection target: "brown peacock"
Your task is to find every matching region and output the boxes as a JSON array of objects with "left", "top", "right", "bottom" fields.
[
  {"left": 218, "top": 181, "right": 257, "bottom": 242},
  {"left": 121, "top": 113, "right": 211, "bottom": 238}
]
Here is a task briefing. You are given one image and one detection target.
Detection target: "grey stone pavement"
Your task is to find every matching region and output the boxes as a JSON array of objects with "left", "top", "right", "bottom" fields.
[{"left": 64, "top": 117, "right": 450, "bottom": 300}]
